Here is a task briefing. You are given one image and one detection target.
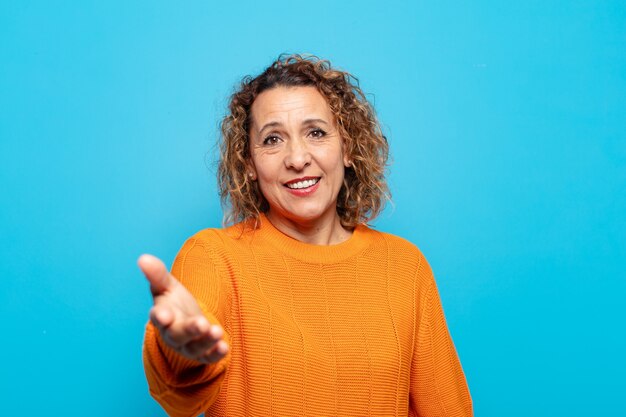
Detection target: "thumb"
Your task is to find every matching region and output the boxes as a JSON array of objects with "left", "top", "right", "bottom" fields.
[{"left": 138, "top": 254, "right": 175, "bottom": 296}]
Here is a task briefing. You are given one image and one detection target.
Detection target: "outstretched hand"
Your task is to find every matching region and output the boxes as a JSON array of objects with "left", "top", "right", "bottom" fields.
[{"left": 138, "top": 254, "right": 229, "bottom": 364}]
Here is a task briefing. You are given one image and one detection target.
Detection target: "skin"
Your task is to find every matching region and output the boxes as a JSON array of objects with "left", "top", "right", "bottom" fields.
[
  {"left": 139, "top": 86, "right": 352, "bottom": 365},
  {"left": 138, "top": 254, "right": 229, "bottom": 364},
  {"left": 248, "top": 86, "right": 352, "bottom": 245}
]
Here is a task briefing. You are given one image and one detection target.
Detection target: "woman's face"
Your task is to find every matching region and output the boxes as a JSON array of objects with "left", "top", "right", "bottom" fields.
[{"left": 248, "top": 86, "right": 350, "bottom": 228}]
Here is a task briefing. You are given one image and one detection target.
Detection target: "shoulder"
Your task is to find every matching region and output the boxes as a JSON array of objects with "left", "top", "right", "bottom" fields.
[
  {"left": 176, "top": 228, "right": 223, "bottom": 255},
  {"left": 362, "top": 226, "right": 425, "bottom": 260},
  {"left": 361, "top": 226, "right": 435, "bottom": 284},
  {"left": 171, "top": 225, "right": 252, "bottom": 284},
  {"left": 177, "top": 221, "right": 256, "bottom": 259}
]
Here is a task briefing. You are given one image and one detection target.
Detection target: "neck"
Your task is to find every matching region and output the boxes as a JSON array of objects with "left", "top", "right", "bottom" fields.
[{"left": 265, "top": 211, "right": 353, "bottom": 245}]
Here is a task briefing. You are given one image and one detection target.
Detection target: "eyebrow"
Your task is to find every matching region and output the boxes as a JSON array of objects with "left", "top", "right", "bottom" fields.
[{"left": 257, "top": 118, "right": 330, "bottom": 136}]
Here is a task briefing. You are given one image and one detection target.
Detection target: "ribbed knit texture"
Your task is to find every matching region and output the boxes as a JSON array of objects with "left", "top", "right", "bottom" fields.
[{"left": 143, "top": 215, "right": 472, "bottom": 417}]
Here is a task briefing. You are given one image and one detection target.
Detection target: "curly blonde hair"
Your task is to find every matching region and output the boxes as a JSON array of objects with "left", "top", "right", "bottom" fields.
[{"left": 218, "top": 54, "right": 390, "bottom": 228}]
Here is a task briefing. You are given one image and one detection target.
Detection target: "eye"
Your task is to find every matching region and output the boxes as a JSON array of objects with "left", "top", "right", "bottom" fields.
[
  {"left": 262, "top": 135, "right": 281, "bottom": 146},
  {"left": 309, "top": 128, "right": 327, "bottom": 139}
]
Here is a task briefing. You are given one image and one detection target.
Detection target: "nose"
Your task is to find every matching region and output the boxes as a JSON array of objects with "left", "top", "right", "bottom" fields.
[{"left": 284, "top": 137, "right": 311, "bottom": 171}]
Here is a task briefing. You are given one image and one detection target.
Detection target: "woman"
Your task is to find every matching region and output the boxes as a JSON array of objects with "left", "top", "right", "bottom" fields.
[{"left": 139, "top": 55, "right": 472, "bottom": 417}]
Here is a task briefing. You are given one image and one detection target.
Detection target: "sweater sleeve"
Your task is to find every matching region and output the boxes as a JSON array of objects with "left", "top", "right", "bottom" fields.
[
  {"left": 409, "top": 257, "right": 473, "bottom": 417},
  {"left": 142, "top": 236, "right": 232, "bottom": 417}
]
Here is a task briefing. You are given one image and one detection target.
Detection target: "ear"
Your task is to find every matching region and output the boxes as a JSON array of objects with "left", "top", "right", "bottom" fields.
[
  {"left": 342, "top": 141, "right": 352, "bottom": 168},
  {"left": 246, "top": 159, "right": 258, "bottom": 181}
]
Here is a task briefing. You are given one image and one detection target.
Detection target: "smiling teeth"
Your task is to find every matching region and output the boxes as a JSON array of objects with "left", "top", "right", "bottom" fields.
[{"left": 286, "top": 178, "right": 319, "bottom": 189}]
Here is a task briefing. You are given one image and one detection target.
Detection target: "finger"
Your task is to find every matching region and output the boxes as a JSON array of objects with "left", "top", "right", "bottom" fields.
[
  {"left": 183, "top": 316, "right": 213, "bottom": 338},
  {"left": 198, "top": 340, "right": 229, "bottom": 364},
  {"left": 149, "top": 305, "right": 175, "bottom": 330},
  {"left": 138, "top": 254, "right": 174, "bottom": 296},
  {"left": 181, "top": 323, "right": 222, "bottom": 358},
  {"left": 162, "top": 316, "right": 211, "bottom": 348}
]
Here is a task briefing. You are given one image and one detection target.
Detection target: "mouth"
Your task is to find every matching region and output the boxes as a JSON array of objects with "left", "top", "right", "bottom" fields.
[{"left": 284, "top": 177, "right": 321, "bottom": 190}]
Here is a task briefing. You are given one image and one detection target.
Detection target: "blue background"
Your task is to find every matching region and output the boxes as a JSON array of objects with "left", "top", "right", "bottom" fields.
[{"left": 1, "top": 1, "right": 625, "bottom": 415}]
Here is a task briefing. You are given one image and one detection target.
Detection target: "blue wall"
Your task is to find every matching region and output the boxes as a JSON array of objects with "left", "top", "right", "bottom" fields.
[{"left": 1, "top": 1, "right": 624, "bottom": 415}]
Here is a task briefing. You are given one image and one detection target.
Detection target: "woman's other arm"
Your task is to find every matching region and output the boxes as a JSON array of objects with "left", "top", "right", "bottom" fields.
[{"left": 409, "top": 258, "right": 473, "bottom": 417}]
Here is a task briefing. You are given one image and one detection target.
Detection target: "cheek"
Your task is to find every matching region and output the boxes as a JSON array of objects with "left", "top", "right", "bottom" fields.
[
  {"left": 321, "top": 148, "right": 347, "bottom": 174},
  {"left": 255, "top": 164, "right": 277, "bottom": 183},
  {"left": 253, "top": 160, "right": 282, "bottom": 197},
  {"left": 255, "top": 177, "right": 276, "bottom": 205},
  {"left": 250, "top": 154, "right": 272, "bottom": 180}
]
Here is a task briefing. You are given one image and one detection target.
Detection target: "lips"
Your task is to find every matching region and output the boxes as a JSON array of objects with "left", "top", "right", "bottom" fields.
[{"left": 284, "top": 177, "right": 321, "bottom": 190}]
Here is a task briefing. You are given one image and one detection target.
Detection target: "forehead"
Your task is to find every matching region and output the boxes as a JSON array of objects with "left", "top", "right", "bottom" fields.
[{"left": 250, "top": 86, "right": 333, "bottom": 126}]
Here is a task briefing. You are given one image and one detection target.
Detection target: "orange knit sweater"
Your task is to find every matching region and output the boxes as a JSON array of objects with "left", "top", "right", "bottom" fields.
[{"left": 143, "top": 215, "right": 472, "bottom": 417}]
